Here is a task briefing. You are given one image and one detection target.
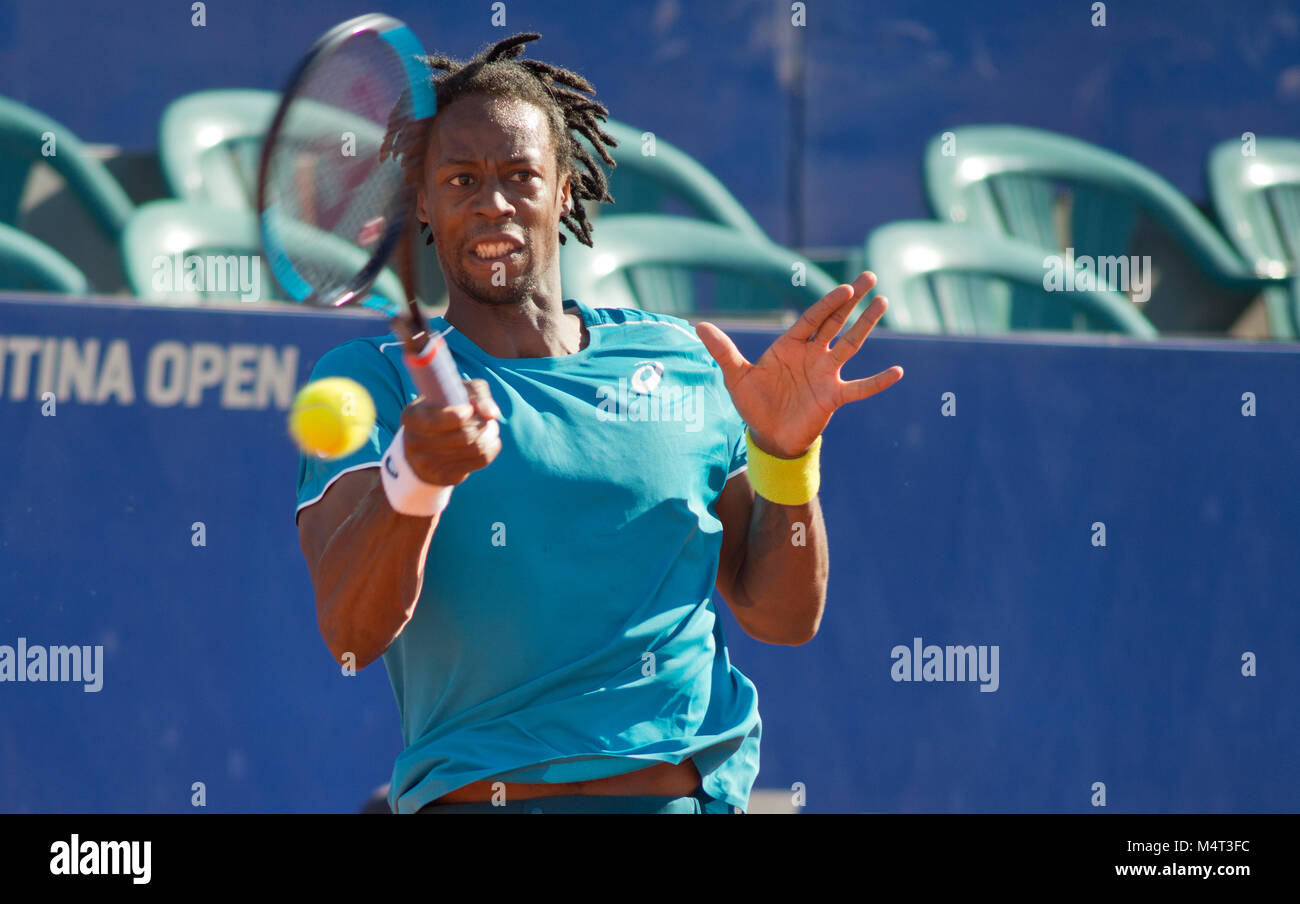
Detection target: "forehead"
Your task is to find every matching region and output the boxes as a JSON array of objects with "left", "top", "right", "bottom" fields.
[{"left": 428, "top": 94, "right": 554, "bottom": 165}]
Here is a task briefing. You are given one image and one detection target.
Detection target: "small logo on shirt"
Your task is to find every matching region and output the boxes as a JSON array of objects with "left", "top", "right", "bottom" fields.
[
  {"left": 595, "top": 370, "right": 704, "bottom": 433},
  {"left": 630, "top": 361, "right": 664, "bottom": 395}
]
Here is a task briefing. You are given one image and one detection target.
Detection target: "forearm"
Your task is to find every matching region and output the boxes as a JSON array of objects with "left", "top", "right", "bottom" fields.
[
  {"left": 732, "top": 493, "right": 828, "bottom": 644},
  {"left": 315, "top": 484, "right": 439, "bottom": 668}
]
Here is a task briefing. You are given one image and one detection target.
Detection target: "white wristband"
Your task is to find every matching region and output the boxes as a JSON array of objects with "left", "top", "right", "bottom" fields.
[{"left": 380, "top": 426, "right": 453, "bottom": 518}]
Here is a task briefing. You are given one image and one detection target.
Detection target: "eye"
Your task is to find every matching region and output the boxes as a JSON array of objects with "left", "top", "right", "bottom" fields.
[{"left": 449, "top": 174, "right": 473, "bottom": 186}]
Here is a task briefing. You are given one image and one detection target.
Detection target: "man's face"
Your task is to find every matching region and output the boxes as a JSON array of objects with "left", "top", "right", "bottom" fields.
[{"left": 417, "top": 93, "right": 571, "bottom": 306}]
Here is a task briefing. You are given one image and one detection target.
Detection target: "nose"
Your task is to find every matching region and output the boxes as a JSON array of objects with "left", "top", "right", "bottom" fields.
[{"left": 472, "top": 173, "right": 516, "bottom": 219}]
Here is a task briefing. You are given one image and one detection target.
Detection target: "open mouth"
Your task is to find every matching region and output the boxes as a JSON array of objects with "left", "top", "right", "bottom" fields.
[{"left": 468, "top": 238, "right": 525, "bottom": 263}]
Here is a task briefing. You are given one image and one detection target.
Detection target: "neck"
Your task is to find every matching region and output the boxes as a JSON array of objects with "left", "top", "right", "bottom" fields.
[{"left": 443, "top": 289, "right": 584, "bottom": 359}]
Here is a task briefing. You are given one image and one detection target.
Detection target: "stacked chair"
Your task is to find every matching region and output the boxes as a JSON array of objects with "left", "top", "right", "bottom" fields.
[
  {"left": 0, "top": 96, "right": 134, "bottom": 292},
  {"left": 1208, "top": 137, "right": 1300, "bottom": 339},
  {"left": 6, "top": 86, "right": 1295, "bottom": 341}
]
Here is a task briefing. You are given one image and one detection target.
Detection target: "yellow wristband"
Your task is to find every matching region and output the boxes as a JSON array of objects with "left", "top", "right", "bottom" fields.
[{"left": 744, "top": 428, "right": 822, "bottom": 505}]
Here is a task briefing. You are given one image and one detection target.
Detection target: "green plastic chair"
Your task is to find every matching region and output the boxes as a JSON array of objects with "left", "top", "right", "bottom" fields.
[
  {"left": 0, "top": 95, "right": 135, "bottom": 243},
  {"left": 864, "top": 220, "right": 1158, "bottom": 337},
  {"left": 0, "top": 222, "right": 90, "bottom": 293},
  {"left": 924, "top": 125, "right": 1258, "bottom": 294},
  {"left": 559, "top": 214, "right": 838, "bottom": 317},
  {"left": 579, "top": 120, "right": 769, "bottom": 242},
  {"left": 1208, "top": 137, "right": 1300, "bottom": 339},
  {"left": 160, "top": 89, "right": 390, "bottom": 212},
  {"left": 121, "top": 199, "right": 404, "bottom": 308},
  {"left": 159, "top": 90, "right": 279, "bottom": 208},
  {"left": 800, "top": 246, "right": 867, "bottom": 285}
]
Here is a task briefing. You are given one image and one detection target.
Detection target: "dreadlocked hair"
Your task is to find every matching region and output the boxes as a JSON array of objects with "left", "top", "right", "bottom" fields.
[{"left": 381, "top": 31, "right": 617, "bottom": 247}]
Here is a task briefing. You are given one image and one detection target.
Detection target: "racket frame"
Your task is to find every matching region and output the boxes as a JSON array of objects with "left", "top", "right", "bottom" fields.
[
  {"left": 256, "top": 12, "right": 432, "bottom": 314},
  {"left": 257, "top": 13, "right": 468, "bottom": 407}
]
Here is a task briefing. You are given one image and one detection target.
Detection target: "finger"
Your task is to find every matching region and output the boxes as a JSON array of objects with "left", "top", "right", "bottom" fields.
[
  {"left": 786, "top": 284, "right": 853, "bottom": 342},
  {"left": 839, "top": 365, "right": 904, "bottom": 404},
  {"left": 788, "top": 271, "right": 876, "bottom": 343},
  {"left": 436, "top": 413, "right": 496, "bottom": 450},
  {"left": 447, "top": 413, "right": 499, "bottom": 447},
  {"left": 830, "top": 295, "right": 890, "bottom": 366},
  {"left": 464, "top": 378, "right": 501, "bottom": 420},
  {"left": 406, "top": 419, "right": 502, "bottom": 483},
  {"left": 809, "top": 271, "right": 878, "bottom": 346},
  {"left": 459, "top": 419, "right": 504, "bottom": 463},
  {"left": 474, "top": 417, "right": 501, "bottom": 449},
  {"left": 696, "top": 321, "right": 749, "bottom": 381},
  {"left": 401, "top": 398, "right": 476, "bottom": 435}
]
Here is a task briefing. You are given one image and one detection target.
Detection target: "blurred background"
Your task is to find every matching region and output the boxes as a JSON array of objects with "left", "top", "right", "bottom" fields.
[{"left": 3, "top": 0, "right": 1300, "bottom": 337}]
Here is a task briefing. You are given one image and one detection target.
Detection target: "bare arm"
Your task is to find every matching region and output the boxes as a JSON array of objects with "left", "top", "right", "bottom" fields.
[
  {"left": 299, "top": 470, "right": 439, "bottom": 668},
  {"left": 297, "top": 380, "right": 501, "bottom": 669},
  {"left": 698, "top": 272, "right": 903, "bottom": 646},
  {"left": 714, "top": 473, "right": 827, "bottom": 645}
]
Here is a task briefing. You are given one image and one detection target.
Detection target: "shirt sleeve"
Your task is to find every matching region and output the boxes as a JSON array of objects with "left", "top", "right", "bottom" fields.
[
  {"left": 295, "top": 339, "right": 408, "bottom": 524},
  {"left": 727, "top": 425, "right": 748, "bottom": 479}
]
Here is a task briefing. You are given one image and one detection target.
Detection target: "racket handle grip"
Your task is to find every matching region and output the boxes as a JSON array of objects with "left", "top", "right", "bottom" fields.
[{"left": 404, "top": 333, "right": 469, "bottom": 408}]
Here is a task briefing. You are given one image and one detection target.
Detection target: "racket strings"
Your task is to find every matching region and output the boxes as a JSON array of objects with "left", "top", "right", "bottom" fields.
[{"left": 262, "top": 31, "right": 414, "bottom": 305}]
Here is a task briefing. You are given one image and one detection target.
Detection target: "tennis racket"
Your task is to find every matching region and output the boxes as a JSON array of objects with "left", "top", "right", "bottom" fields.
[{"left": 258, "top": 12, "right": 467, "bottom": 408}]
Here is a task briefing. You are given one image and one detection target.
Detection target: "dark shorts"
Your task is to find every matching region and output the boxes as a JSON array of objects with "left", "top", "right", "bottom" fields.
[{"left": 417, "top": 784, "right": 739, "bottom": 814}]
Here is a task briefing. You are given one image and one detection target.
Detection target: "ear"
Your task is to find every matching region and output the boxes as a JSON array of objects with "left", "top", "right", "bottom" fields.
[
  {"left": 416, "top": 188, "right": 430, "bottom": 227},
  {"left": 560, "top": 173, "right": 573, "bottom": 215}
]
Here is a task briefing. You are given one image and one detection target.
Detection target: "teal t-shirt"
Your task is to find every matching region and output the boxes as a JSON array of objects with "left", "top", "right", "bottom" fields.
[{"left": 295, "top": 299, "right": 760, "bottom": 813}]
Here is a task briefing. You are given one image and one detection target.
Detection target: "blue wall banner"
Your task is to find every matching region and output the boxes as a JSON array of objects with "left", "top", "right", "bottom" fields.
[{"left": 2, "top": 295, "right": 1297, "bottom": 813}]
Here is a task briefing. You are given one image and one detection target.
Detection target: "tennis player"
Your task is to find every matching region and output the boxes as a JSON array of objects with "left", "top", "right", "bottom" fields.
[{"left": 295, "top": 33, "right": 902, "bottom": 814}]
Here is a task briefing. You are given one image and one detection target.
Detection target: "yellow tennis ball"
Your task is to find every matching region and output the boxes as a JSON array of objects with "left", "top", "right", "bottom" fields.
[{"left": 289, "top": 377, "right": 376, "bottom": 459}]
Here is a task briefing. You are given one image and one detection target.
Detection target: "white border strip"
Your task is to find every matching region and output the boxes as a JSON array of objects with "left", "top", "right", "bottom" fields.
[
  {"left": 589, "top": 319, "right": 701, "bottom": 344},
  {"left": 378, "top": 322, "right": 455, "bottom": 355},
  {"left": 295, "top": 460, "right": 382, "bottom": 520}
]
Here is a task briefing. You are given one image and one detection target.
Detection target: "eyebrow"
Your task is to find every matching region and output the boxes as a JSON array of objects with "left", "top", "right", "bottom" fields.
[{"left": 436, "top": 155, "right": 542, "bottom": 169}]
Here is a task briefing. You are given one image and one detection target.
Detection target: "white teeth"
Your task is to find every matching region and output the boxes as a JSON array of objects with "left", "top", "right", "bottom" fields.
[{"left": 474, "top": 242, "right": 516, "bottom": 258}]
